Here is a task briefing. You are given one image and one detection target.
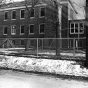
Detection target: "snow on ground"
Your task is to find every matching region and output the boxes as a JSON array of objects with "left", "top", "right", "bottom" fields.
[
  {"left": 0, "top": 55, "right": 88, "bottom": 77},
  {"left": 0, "top": 48, "right": 86, "bottom": 57}
]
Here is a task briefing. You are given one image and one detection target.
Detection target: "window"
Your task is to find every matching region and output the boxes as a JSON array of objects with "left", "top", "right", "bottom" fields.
[
  {"left": 29, "top": 24, "right": 34, "bottom": 34},
  {"left": 20, "top": 9, "right": 25, "bottom": 19},
  {"left": 20, "top": 25, "right": 25, "bottom": 35},
  {"left": 79, "top": 23, "right": 84, "bottom": 33},
  {"left": 12, "top": 11, "right": 16, "bottom": 19},
  {"left": 75, "top": 23, "right": 78, "bottom": 33},
  {"left": 70, "top": 23, "right": 74, "bottom": 34},
  {"left": 40, "top": 7, "right": 45, "bottom": 17},
  {"left": 4, "top": 12, "right": 8, "bottom": 20},
  {"left": 11, "top": 25, "right": 16, "bottom": 35},
  {"left": 39, "top": 24, "right": 44, "bottom": 34},
  {"left": 3, "top": 26, "right": 8, "bottom": 35},
  {"left": 20, "top": 40, "right": 25, "bottom": 45},
  {"left": 70, "top": 23, "right": 84, "bottom": 34},
  {"left": 30, "top": 9, "right": 34, "bottom": 18}
]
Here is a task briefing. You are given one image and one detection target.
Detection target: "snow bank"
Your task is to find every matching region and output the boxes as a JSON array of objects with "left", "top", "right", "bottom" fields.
[{"left": 0, "top": 56, "right": 88, "bottom": 77}]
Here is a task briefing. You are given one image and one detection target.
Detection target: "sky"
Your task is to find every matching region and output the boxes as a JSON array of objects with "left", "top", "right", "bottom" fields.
[{"left": 12, "top": 0, "right": 86, "bottom": 19}]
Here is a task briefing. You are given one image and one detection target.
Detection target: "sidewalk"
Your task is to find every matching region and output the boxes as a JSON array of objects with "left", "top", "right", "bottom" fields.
[{"left": 0, "top": 55, "right": 88, "bottom": 80}]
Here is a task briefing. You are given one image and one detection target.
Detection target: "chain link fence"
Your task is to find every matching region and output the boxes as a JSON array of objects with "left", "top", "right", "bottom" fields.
[{"left": 0, "top": 38, "right": 86, "bottom": 59}]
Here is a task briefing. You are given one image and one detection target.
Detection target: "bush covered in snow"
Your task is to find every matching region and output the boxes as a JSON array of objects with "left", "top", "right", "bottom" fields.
[{"left": 0, "top": 56, "right": 88, "bottom": 77}]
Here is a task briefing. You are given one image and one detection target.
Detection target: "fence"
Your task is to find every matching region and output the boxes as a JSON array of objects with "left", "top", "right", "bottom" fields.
[{"left": 0, "top": 38, "right": 86, "bottom": 58}]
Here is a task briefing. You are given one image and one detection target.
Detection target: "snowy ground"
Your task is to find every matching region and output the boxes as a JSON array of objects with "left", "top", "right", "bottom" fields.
[
  {"left": 0, "top": 70, "right": 88, "bottom": 88},
  {"left": 0, "top": 48, "right": 85, "bottom": 57},
  {"left": 0, "top": 55, "right": 88, "bottom": 77}
]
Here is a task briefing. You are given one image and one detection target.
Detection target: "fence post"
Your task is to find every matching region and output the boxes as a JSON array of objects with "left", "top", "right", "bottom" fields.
[
  {"left": 37, "top": 38, "right": 38, "bottom": 58},
  {"left": 73, "top": 38, "right": 75, "bottom": 58},
  {"left": 42, "top": 38, "right": 43, "bottom": 49}
]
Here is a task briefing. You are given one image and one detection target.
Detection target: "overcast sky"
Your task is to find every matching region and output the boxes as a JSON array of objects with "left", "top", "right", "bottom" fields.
[{"left": 13, "top": 0, "right": 86, "bottom": 19}]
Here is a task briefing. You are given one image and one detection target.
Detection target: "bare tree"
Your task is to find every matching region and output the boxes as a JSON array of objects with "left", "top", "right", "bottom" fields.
[
  {"left": 84, "top": 0, "right": 88, "bottom": 67},
  {"left": 24, "top": 0, "right": 39, "bottom": 51}
]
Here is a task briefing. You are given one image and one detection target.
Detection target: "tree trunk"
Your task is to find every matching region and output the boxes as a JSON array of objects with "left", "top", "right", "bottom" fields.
[
  {"left": 84, "top": 0, "right": 88, "bottom": 67},
  {"left": 56, "top": 21, "right": 60, "bottom": 56}
]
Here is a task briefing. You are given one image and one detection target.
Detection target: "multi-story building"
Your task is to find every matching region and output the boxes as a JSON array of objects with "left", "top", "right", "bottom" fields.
[{"left": 0, "top": 0, "right": 76, "bottom": 48}]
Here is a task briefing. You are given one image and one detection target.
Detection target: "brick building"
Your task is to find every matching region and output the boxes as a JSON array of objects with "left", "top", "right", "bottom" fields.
[{"left": 0, "top": 0, "right": 76, "bottom": 48}]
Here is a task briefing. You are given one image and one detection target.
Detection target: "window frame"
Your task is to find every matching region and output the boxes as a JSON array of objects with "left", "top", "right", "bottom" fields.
[
  {"left": 30, "top": 8, "right": 35, "bottom": 19},
  {"left": 20, "top": 25, "right": 25, "bottom": 35},
  {"left": 20, "top": 9, "right": 25, "bottom": 19},
  {"left": 11, "top": 25, "right": 16, "bottom": 35},
  {"left": 3, "top": 26, "right": 8, "bottom": 35},
  {"left": 4, "top": 11, "right": 8, "bottom": 21},
  {"left": 79, "top": 23, "right": 84, "bottom": 34},
  {"left": 39, "top": 7, "right": 45, "bottom": 18},
  {"left": 70, "top": 23, "right": 84, "bottom": 34},
  {"left": 39, "top": 23, "right": 45, "bottom": 34},
  {"left": 11, "top": 10, "right": 16, "bottom": 20},
  {"left": 29, "top": 24, "right": 34, "bottom": 34}
]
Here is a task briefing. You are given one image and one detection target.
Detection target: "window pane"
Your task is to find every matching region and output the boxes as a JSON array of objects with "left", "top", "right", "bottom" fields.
[
  {"left": 40, "top": 8, "right": 45, "bottom": 16},
  {"left": 21, "top": 26, "right": 24, "bottom": 34},
  {"left": 71, "top": 24, "right": 74, "bottom": 28},
  {"left": 5, "top": 12, "right": 8, "bottom": 20},
  {"left": 30, "top": 25, "right": 34, "bottom": 33},
  {"left": 79, "top": 23, "right": 84, "bottom": 33},
  {"left": 80, "top": 23, "right": 83, "bottom": 28},
  {"left": 12, "top": 11, "right": 16, "bottom": 19},
  {"left": 21, "top": 10, "right": 24, "bottom": 18},
  {"left": 4, "top": 27, "right": 7, "bottom": 34},
  {"left": 40, "top": 24, "right": 44, "bottom": 33},
  {"left": 30, "top": 9, "right": 34, "bottom": 17},
  {"left": 75, "top": 23, "right": 78, "bottom": 28},
  {"left": 75, "top": 28, "right": 78, "bottom": 33},
  {"left": 11, "top": 25, "right": 16, "bottom": 35},
  {"left": 71, "top": 28, "right": 74, "bottom": 33}
]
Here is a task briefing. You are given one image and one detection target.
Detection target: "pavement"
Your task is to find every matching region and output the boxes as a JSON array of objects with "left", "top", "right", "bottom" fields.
[{"left": 0, "top": 69, "right": 88, "bottom": 88}]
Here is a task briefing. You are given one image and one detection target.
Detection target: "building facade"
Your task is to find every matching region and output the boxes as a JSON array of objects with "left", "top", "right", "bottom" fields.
[{"left": 0, "top": 0, "right": 76, "bottom": 48}]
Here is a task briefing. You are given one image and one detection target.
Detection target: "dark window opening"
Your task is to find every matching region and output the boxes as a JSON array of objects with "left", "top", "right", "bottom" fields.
[
  {"left": 5, "top": 12, "right": 8, "bottom": 20},
  {"left": 12, "top": 11, "right": 16, "bottom": 19},
  {"left": 21, "top": 10, "right": 24, "bottom": 18},
  {"left": 80, "top": 23, "right": 84, "bottom": 33},
  {"left": 71, "top": 28, "right": 74, "bottom": 33},
  {"left": 40, "top": 24, "right": 44, "bottom": 34},
  {"left": 30, "top": 9, "right": 34, "bottom": 17},
  {"left": 4, "top": 27, "right": 7, "bottom": 34},
  {"left": 21, "top": 26, "right": 24, "bottom": 34},
  {"left": 40, "top": 8, "right": 45, "bottom": 17},
  {"left": 71, "top": 24, "right": 74, "bottom": 28},
  {"left": 30, "top": 25, "right": 34, "bottom": 33}
]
